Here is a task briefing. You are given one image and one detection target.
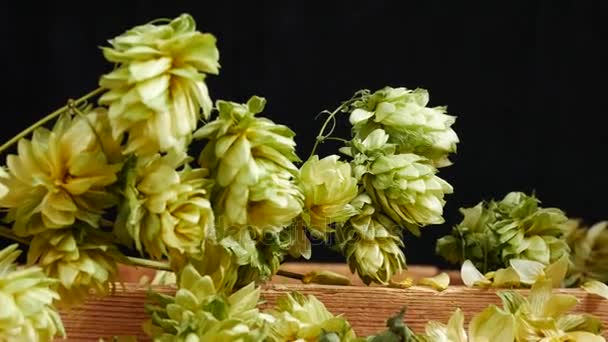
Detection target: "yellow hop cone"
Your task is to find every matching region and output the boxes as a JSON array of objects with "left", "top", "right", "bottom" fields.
[
  {"left": 99, "top": 14, "right": 219, "bottom": 156},
  {"left": 0, "top": 244, "right": 65, "bottom": 341},
  {"left": 349, "top": 86, "right": 459, "bottom": 168},
  {"left": 563, "top": 219, "right": 608, "bottom": 286},
  {"left": 265, "top": 292, "right": 357, "bottom": 341},
  {"left": 27, "top": 228, "right": 120, "bottom": 307},
  {"left": 195, "top": 96, "right": 303, "bottom": 234},
  {"left": 115, "top": 150, "right": 215, "bottom": 260},
  {"left": 299, "top": 155, "right": 358, "bottom": 239},
  {"left": 337, "top": 193, "right": 406, "bottom": 285},
  {"left": 0, "top": 113, "right": 122, "bottom": 237},
  {"left": 144, "top": 264, "right": 267, "bottom": 341}
]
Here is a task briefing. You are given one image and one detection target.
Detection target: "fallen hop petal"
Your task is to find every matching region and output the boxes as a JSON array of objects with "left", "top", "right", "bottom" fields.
[
  {"left": 302, "top": 270, "right": 352, "bottom": 286},
  {"left": 582, "top": 280, "right": 608, "bottom": 300},
  {"left": 461, "top": 260, "right": 490, "bottom": 287},
  {"left": 509, "top": 259, "right": 545, "bottom": 285},
  {"left": 419, "top": 272, "right": 450, "bottom": 291},
  {"left": 388, "top": 277, "right": 415, "bottom": 289},
  {"left": 99, "top": 14, "right": 219, "bottom": 156},
  {"left": 0, "top": 244, "right": 65, "bottom": 341}
]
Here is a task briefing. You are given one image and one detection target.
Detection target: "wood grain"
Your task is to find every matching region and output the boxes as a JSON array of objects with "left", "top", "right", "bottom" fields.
[{"left": 59, "top": 282, "right": 608, "bottom": 341}]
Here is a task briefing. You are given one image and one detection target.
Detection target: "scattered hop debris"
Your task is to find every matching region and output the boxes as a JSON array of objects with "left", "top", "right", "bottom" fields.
[
  {"left": 299, "top": 154, "right": 358, "bottom": 239},
  {"left": 27, "top": 227, "right": 120, "bottom": 307},
  {"left": 265, "top": 292, "right": 357, "bottom": 341},
  {"left": 195, "top": 96, "right": 303, "bottom": 233},
  {"left": 437, "top": 192, "right": 570, "bottom": 274},
  {"left": 418, "top": 272, "right": 450, "bottom": 291},
  {"left": 115, "top": 150, "right": 215, "bottom": 260},
  {"left": 337, "top": 193, "right": 406, "bottom": 285},
  {"left": 144, "top": 264, "right": 266, "bottom": 341},
  {"left": 0, "top": 244, "right": 65, "bottom": 341},
  {"left": 302, "top": 270, "right": 352, "bottom": 286},
  {"left": 0, "top": 113, "right": 122, "bottom": 237},
  {"left": 99, "top": 14, "right": 219, "bottom": 156},
  {"left": 349, "top": 86, "right": 458, "bottom": 168},
  {"left": 563, "top": 219, "right": 608, "bottom": 287}
]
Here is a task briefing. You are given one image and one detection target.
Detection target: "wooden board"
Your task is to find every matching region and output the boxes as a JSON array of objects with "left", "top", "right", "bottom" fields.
[{"left": 59, "top": 282, "right": 608, "bottom": 341}]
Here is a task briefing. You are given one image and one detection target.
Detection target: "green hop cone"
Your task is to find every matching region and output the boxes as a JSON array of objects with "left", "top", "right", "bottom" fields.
[
  {"left": 0, "top": 244, "right": 65, "bottom": 341},
  {"left": 337, "top": 193, "right": 406, "bottom": 285},
  {"left": 299, "top": 154, "right": 358, "bottom": 239},
  {"left": 195, "top": 96, "right": 303, "bottom": 234},
  {"left": 265, "top": 292, "right": 357, "bottom": 341},
  {"left": 27, "top": 227, "right": 120, "bottom": 307},
  {"left": 115, "top": 150, "right": 215, "bottom": 260},
  {"left": 349, "top": 86, "right": 458, "bottom": 168},
  {"left": 0, "top": 112, "right": 122, "bottom": 237},
  {"left": 144, "top": 264, "right": 266, "bottom": 341},
  {"left": 563, "top": 220, "right": 608, "bottom": 287},
  {"left": 99, "top": 13, "right": 219, "bottom": 156}
]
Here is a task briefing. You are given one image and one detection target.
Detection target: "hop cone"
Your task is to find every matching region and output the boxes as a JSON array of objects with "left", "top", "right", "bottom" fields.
[
  {"left": 99, "top": 13, "right": 219, "bottom": 156},
  {"left": 27, "top": 228, "right": 120, "bottom": 307},
  {"left": 265, "top": 292, "right": 357, "bottom": 341},
  {"left": 115, "top": 150, "right": 215, "bottom": 260},
  {"left": 299, "top": 154, "right": 358, "bottom": 239},
  {"left": 0, "top": 244, "right": 65, "bottom": 341},
  {"left": 563, "top": 220, "right": 608, "bottom": 287},
  {"left": 144, "top": 264, "right": 266, "bottom": 341},
  {"left": 349, "top": 86, "right": 458, "bottom": 167},
  {"left": 0, "top": 112, "right": 122, "bottom": 237},
  {"left": 337, "top": 193, "right": 406, "bottom": 285},
  {"left": 195, "top": 96, "right": 303, "bottom": 233}
]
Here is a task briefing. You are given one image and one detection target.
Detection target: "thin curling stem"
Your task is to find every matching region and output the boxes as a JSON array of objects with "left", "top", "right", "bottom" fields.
[
  {"left": 308, "top": 105, "right": 344, "bottom": 159},
  {"left": 125, "top": 256, "right": 173, "bottom": 271},
  {"left": 0, "top": 87, "right": 105, "bottom": 155}
]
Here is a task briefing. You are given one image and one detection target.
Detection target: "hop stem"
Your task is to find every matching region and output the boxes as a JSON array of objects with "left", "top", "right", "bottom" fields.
[
  {"left": 0, "top": 87, "right": 105, "bottom": 155},
  {"left": 276, "top": 269, "right": 305, "bottom": 280},
  {"left": 308, "top": 106, "right": 343, "bottom": 159},
  {"left": 124, "top": 256, "right": 172, "bottom": 271}
]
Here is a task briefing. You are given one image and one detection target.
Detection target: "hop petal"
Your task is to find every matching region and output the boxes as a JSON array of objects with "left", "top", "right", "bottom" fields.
[
  {"left": 0, "top": 244, "right": 64, "bottom": 341},
  {"left": 99, "top": 14, "right": 219, "bottom": 156},
  {"left": 26, "top": 228, "right": 120, "bottom": 307},
  {"left": 349, "top": 86, "right": 459, "bottom": 167},
  {"left": 0, "top": 113, "right": 122, "bottom": 237},
  {"left": 299, "top": 155, "right": 358, "bottom": 239},
  {"left": 337, "top": 193, "right": 406, "bottom": 285}
]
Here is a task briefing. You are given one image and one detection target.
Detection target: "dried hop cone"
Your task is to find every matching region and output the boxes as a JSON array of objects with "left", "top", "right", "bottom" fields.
[
  {"left": 116, "top": 150, "right": 215, "bottom": 260},
  {"left": 337, "top": 193, "right": 406, "bottom": 285},
  {"left": 99, "top": 13, "right": 219, "bottom": 156},
  {"left": 27, "top": 228, "right": 120, "bottom": 307},
  {"left": 195, "top": 96, "right": 303, "bottom": 233},
  {"left": 563, "top": 220, "right": 608, "bottom": 287},
  {"left": 299, "top": 154, "right": 358, "bottom": 239},
  {"left": 264, "top": 292, "right": 357, "bottom": 342},
  {"left": 349, "top": 86, "right": 459, "bottom": 168},
  {"left": 0, "top": 244, "right": 65, "bottom": 341},
  {"left": 144, "top": 264, "right": 267, "bottom": 341},
  {"left": 0, "top": 112, "right": 122, "bottom": 237}
]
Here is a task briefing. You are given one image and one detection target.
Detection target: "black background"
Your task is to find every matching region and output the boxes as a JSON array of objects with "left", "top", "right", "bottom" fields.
[{"left": 1, "top": 1, "right": 607, "bottom": 267}]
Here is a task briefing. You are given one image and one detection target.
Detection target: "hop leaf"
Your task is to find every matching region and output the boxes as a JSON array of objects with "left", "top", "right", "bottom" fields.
[
  {"left": 114, "top": 150, "right": 215, "bottom": 260},
  {"left": 27, "top": 227, "right": 121, "bottom": 307},
  {"left": 265, "top": 292, "right": 357, "bottom": 341},
  {"left": 99, "top": 13, "right": 219, "bottom": 156},
  {"left": 0, "top": 112, "right": 122, "bottom": 237},
  {"left": 349, "top": 87, "right": 458, "bottom": 168},
  {"left": 299, "top": 154, "right": 358, "bottom": 239},
  {"left": 144, "top": 264, "right": 266, "bottom": 341},
  {"left": 337, "top": 193, "right": 406, "bottom": 285},
  {"left": 195, "top": 96, "right": 303, "bottom": 234},
  {"left": 0, "top": 244, "right": 65, "bottom": 341}
]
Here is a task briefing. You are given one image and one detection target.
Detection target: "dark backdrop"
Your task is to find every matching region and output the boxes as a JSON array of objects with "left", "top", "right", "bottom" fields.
[{"left": 2, "top": 1, "right": 607, "bottom": 267}]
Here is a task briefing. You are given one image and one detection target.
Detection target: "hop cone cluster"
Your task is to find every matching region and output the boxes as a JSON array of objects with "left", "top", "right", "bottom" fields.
[
  {"left": 264, "top": 292, "right": 357, "bottom": 341},
  {"left": 299, "top": 154, "right": 358, "bottom": 239},
  {"left": 99, "top": 14, "right": 219, "bottom": 156},
  {"left": 0, "top": 244, "right": 64, "bottom": 341},
  {"left": 349, "top": 86, "right": 458, "bottom": 168},
  {"left": 144, "top": 264, "right": 266, "bottom": 341},
  {"left": 0, "top": 112, "right": 122, "bottom": 236},
  {"left": 337, "top": 193, "right": 406, "bottom": 285},
  {"left": 27, "top": 227, "right": 120, "bottom": 306},
  {"left": 562, "top": 220, "right": 608, "bottom": 287},
  {"left": 115, "top": 151, "right": 215, "bottom": 260},
  {"left": 437, "top": 192, "right": 570, "bottom": 273}
]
